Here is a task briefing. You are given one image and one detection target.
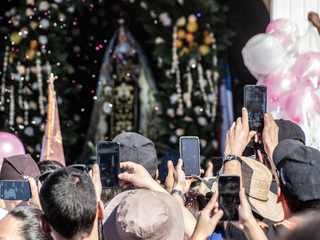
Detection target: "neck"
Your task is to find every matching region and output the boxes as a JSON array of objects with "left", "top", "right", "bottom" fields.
[{"left": 51, "top": 220, "right": 99, "bottom": 240}]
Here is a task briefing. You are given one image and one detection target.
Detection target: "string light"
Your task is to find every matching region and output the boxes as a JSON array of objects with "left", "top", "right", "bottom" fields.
[{"left": 0, "top": 45, "right": 9, "bottom": 111}]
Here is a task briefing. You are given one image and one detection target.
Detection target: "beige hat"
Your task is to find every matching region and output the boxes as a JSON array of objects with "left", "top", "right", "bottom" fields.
[
  {"left": 103, "top": 188, "right": 184, "bottom": 240},
  {"left": 193, "top": 156, "right": 284, "bottom": 222}
]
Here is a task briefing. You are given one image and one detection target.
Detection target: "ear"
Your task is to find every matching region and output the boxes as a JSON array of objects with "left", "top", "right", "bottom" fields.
[
  {"left": 154, "top": 169, "right": 159, "bottom": 181},
  {"left": 40, "top": 214, "right": 51, "bottom": 235},
  {"left": 97, "top": 200, "right": 104, "bottom": 221},
  {"left": 276, "top": 186, "right": 282, "bottom": 204}
]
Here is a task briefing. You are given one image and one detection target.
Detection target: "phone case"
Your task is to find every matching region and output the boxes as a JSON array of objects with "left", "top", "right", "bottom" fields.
[
  {"left": 96, "top": 141, "right": 120, "bottom": 189},
  {"left": 179, "top": 136, "right": 200, "bottom": 177},
  {"left": 244, "top": 85, "right": 267, "bottom": 132}
]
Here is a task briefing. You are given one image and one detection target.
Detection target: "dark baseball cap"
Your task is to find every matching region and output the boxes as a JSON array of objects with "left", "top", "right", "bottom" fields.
[
  {"left": 0, "top": 154, "right": 40, "bottom": 181},
  {"left": 113, "top": 132, "right": 158, "bottom": 178},
  {"left": 273, "top": 139, "right": 320, "bottom": 204},
  {"left": 253, "top": 119, "right": 305, "bottom": 154}
]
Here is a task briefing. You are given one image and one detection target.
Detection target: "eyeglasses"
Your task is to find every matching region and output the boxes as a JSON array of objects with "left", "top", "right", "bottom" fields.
[{"left": 36, "top": 164, "right": 87, "bottom": 185}]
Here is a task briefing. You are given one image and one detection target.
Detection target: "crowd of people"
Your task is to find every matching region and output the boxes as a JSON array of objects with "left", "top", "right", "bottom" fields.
[{"left": 1, "top": 107, "right": 320, "bottom": 240}]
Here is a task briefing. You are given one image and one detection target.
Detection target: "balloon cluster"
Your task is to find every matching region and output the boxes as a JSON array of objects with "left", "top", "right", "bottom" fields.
[{"left": 242, "top": 18, "right": 320, "bottom": 126}]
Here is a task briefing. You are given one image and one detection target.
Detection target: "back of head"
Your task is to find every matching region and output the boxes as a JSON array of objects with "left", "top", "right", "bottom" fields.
[
  {"left": 0, "top": 154, "right": 40, "bottom": 181},
  {"left": 37, "top": 160, "right": 64, "bottom": 174},
  {"left": 273, "top": 139, "right": 320, "bottom": 212},
  {"left": 39, "top": 167, "right": 97, "bottom": 239},
  {"left": 113, "top": 132, "right": 158, "bottom": 178},
  {"left": 9, "top": 206, "right": 53, "bottom": 240}
]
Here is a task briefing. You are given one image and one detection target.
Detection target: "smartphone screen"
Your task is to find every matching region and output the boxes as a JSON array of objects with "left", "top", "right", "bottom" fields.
[
  {"left": 244, "top": 85, "right": 267, "bottom": 132},
  {"left": 96, "top": 141, "right": 120, "bottom": 188},
  {"left": 218, "top": 175, "right": 240, "bottom": 221},
  {"left": 180, "top": 136, "right": 200, "bottom": 177},
  {"left": 0, "top": 180, "right": 31, "bottom": 200},
  {"left": 158, "top": 148, "right": 180, "bottom": 182}
]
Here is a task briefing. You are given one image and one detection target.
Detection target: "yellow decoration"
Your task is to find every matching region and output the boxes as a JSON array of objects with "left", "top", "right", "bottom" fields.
[
  {"left": 176, "top": 39, "right": 183, "bottom": 49},
  {"left": 10, "top": 32, "right": 22, "bottom": 45},
  {"left": 179, "top": 47, "right": 190, "bottom": 57},
  {"left": 177, "top": 29, "right": 186, "bottom": 39},
  {"left": 204, "top": 35, "right": 213, "bottom": 45},
  {"left": 26, "top": 49, "right": 36, "bottom": 61},
  {"left": 199, "top": 44, "right": 211, "bottom": 56},
  {"left": 189, "top": 42, "right": 198, "bottom": 48},
  {"left": 186, "top": 22, "right": 198, "bottom": 33},
  {"left": 8, "top": 52, "right": 18, "bottom": 65},
  {"left": 29, "top": 39, "right": 38, "bottom": 49},
  {"left": 185, "top": 33, "right": 194, "bottom": 43}
]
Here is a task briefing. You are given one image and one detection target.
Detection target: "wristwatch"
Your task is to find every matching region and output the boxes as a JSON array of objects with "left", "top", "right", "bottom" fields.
[
  {"left": 170, "top": 189, "right": 186, "bottom": 203},
  {"left": 223, "top": 155, "right": 242, "bottom": 165}
]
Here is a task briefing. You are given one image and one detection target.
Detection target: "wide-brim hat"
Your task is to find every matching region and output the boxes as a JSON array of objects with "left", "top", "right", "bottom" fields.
[
  {"left": 193, "top": 156, "right": 284, "bottom": 222},
  {"left": 103, "top": 188, "right": 184, "bottom": 240}
]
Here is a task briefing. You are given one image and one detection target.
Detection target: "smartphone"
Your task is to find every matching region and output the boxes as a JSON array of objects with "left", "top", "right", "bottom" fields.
[
  {"left": 0, "top": 180, "right": 31, "bottom": 200},
  {"left": 158, "top": 148, "right": 180, "bottom": 182},
  {"left": 244, "top": 85, "right": 267, "bottom": 132},
  {"left": 96, "top": 141, "right": 120, "bottom": 188},
  {"left": 218, "top": 175, "right": 240, "bottom": 221},
  {"left": 179, "top": 136, "right": 200, "bottom": 177}
]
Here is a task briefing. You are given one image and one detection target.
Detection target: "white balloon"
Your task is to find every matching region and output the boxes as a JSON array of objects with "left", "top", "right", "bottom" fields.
[{"left": 242, "top": 33, "right": 284, "bottom": 78}]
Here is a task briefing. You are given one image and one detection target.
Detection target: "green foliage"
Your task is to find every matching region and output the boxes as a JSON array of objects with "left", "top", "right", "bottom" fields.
[
  {"left": 132, "top": 0, "right": 233, "bottom": 159},
  {"left": 0, "top": 0, "right": 87, "bottom": 164}
]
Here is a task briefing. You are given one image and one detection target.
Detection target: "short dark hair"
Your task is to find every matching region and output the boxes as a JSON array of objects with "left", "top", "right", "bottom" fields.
[
  {"left": 284, "top": 194, "right": 320, "bottom": 213},
  {"left": 9, "top": 206, "right": 53, "bottom": 240},
  {"left": 37, "top": 160, "right": 64, "bottom": 174},
  {"left": 39, "top": 167, "right": 97, "bottom": 239}
]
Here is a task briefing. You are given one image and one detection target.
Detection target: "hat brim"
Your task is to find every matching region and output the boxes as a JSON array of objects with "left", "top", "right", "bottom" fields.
[
  {"left": 103, "top": 189, "right": 184, "bottom": 240},
  {"left": 192, "top": 175, "right": 284, "bottom": 222}
]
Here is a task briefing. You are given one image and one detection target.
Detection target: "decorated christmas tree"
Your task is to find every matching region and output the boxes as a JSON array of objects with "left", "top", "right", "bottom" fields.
[
  {"left": 0, "top": 0, "right": 85, "bottom": 164},
  {"left": 130, "top": 0, "right": 233, "bottom": 159}
]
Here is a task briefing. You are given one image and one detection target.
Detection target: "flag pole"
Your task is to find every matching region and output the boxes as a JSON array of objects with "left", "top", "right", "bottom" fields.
[{"left": 45, "top": 73, "right": 58, "bottom": 160}]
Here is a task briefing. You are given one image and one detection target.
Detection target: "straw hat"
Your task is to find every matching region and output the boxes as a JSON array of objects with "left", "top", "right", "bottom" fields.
[{"left": 193, "top": 156, "right": 284, "bottom": 222}]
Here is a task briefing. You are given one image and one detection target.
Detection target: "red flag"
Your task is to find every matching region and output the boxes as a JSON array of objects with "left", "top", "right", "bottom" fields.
[{"left": 40, "top": 73, "right": 66, "bottom": 166}]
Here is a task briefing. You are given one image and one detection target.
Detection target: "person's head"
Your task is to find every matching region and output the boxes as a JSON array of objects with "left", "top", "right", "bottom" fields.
[
  {"left": 0, "top": 206, "right": 52, "bottom": 240},
  {"left": 254, "top": 119, "right": 305, "bottom": 166},
  {"left": 184, "top": 189, "right": 206, "bottom": 218},
  {"left": 0, "top": 154, "right": 40, "bottom": 211},
  {"left": 39, "top": 167, "right": 103, "bottom": 239},
  {"left": 112, "top": 132, "right": 158, "bottom": 178},
  {"left": 273, "top": 139, "right": 320, "bottom": 214},
  {"left": 103, "top": 188, "right": 184, "bottom": 240},
  {"left": 37, "top": 160, "right": 64, "bottom": 174}
]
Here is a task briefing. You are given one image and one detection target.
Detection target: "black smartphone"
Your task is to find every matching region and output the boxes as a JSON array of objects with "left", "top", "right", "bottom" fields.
[
  {"left": 158, "top": 148, "right": 180, "bottom": 182},
  {"left": 179, "top": 136, "right": 200, "bottom": 177},
  {"left": 244, "top": 85, "right": 267, "bottom": 132},
  {"left": 218, "top": 175, "right": 240, "bottom": 221},
  {"left": 0, "top": 180, "right": 31, "bottom": 200},
  {"left": 96, "top": 141, "right": 120, "bottom": 188}
]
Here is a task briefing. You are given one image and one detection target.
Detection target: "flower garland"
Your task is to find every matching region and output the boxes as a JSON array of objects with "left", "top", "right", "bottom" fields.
[
  {"left": 183, "top": 66, "right": 193, "bottom": 108},
  {"left": 0, "top": 46, "right": 9, "bottom": 112},
  {"left": 9, "top": 85, "right": 14, "bottom": 126},
  {"left": 171, "top": 25, "right": 184, "bottom": 116},
  {"left": 36, "top": 53, "right": 45, "bottom": 115}
]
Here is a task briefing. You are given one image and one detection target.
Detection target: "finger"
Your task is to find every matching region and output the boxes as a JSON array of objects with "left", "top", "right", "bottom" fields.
[
  {"left": 203, "top": 191, "right": 219, "bottom": 213},
  {"left": 120, "top": 161, "right": 136, "bottom": 170},
  {"left": 118, "top": 171, "right": 132, "bottom": 182},
  {"left": 167, "top": 160, "right": 174, "bottom": 177},
  {"left": 239, "top": 187, "right": 249, "bottom": 208},
  {"left": 236, "top": 117, "right": 242, "bottom": 126},
  {"left": 28, "top": 178, "right": 38, "bottom": 197},
  {"left": 248, "top": 130, "right": 257, "bottom": 141},
  {"left": 205, "top": 162, "right": 214, "bottom": 177},
  {"left": 175, "top": 158, "right": 183, "bottom": 171},
  {"left": 92, "top": 164, "right": 100, "bottom": 180},
  {"left": 200, "top": 169, "right": 205, "bottom": 174},
  {"left": 242, "top": 107, "right": 248, "bottom": 125}
]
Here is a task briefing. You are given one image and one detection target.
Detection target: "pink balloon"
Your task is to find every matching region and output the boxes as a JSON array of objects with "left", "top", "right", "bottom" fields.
[
  {"left": 285, "top": 88, "right": 320, "bottom": 125},
  {"left": 293, "top": 51, "right": 320, "bottom": 88},
  {"left": 0, "top": 132, "right": 25, "bottom": 164},
  {"left": 264, "top": 71, "right": 298, "bottom": 105},
  {"left": 266, "top": 18, "right": 300, "bottom": 52}
]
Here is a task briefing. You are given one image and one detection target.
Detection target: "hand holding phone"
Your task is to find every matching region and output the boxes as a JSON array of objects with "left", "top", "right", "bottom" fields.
[
  {"left": 179, "top": 136, "right": 200, "bottom": 177},
  {"left": 0, "top": 180, "right": 31, "bottom": 200},
  {"left": 218, "top": 175, "right": 240, "bottom": 221},
  {"left": 96, "top": 141, "right": 120, "bottom": 188},
  {"left": 244, "top": 85, "right": 267, "bottom": 132},
  {"left": 158, "top": 148, "right": 180, "bottom": 182}
]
